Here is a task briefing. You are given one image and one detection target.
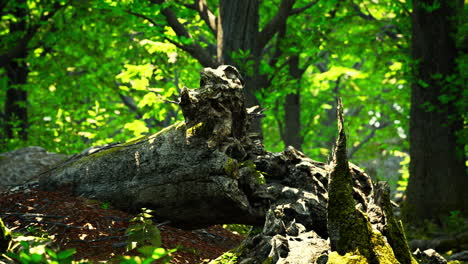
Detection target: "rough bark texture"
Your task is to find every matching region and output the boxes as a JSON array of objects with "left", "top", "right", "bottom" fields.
[
  {"left": 217, "top": 0, "right": 259, "bottom": 66},
  {"left": 211, "top": 98, "right": 417, "bottom": 264},
  {"left": 404, "top": 0, "right": 467, "bottom": 224},
  {"left": 38, "top": 66, "right": 417, "bottom": 263}
]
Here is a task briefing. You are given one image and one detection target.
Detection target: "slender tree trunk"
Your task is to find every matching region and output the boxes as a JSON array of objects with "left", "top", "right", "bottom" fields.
[
  {"left": 218, "top": 0, "right": 264, "bottom": 135},
  {"left": 5, "top": 59, "right": 29, "bottom": 140},
  {"left": 283, "top": 55, "right": 303, "bottom": 150},
  {"left": 404, "top": 0, "right": 467, "bottom": 224},
  {"left": 3, "top": 0, "right": 29, "bottom": 140}
]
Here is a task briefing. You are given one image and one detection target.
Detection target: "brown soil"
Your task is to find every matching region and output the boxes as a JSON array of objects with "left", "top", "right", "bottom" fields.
[{"left": 0, "top": 188, "right": 244, "bottom": 263}]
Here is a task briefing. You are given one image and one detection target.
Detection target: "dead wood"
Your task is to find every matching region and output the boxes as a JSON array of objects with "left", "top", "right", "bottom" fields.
[{"left": 38, "top": 65, "right": 419, "bottom": 263}]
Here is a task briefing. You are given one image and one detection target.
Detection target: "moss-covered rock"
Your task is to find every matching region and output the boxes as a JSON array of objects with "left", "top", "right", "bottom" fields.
[
  {"left": 224, "top": 158, "right": 240, "bottom": 179},
  {"left": 328, "top": 251, "right": 369, "bottom": 264}
]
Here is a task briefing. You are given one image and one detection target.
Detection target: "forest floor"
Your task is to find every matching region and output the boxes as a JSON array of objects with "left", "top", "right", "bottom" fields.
[{"left": 0, "top": 188, "right": 244, "bottom": 263}]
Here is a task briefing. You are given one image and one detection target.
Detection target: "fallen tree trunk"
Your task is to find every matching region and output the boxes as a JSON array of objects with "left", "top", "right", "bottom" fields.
[{"left": 39, "top": 65, "right": 417, "bottom": 263}]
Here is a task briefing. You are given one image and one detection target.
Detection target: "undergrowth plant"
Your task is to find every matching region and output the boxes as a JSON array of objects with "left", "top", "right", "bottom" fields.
[
  {"left": 120, "top": 208, "right": 176, "bottom": 264},
  {"left": 4, "top": 239, "right": 81, "bottom": 264},
  {"left": 222, "top": 224, "right": 252, "bottom": 236},
  {"left": 1, "top": 208, "right": 176, "bottom": 264}
]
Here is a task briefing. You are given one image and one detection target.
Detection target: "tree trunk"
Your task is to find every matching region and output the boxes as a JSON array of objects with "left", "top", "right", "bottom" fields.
[
  {"left": 3, "top": 0, "right": 29, "bottom": 140},
  {"left": 5, "top": 61, "right": 28, "bottom": 140},
  {"left": 404, "top": 0, "right": 467, "bottom": 225},
  {"left": 218, "top": 0, "right": 264, "bottom": 136},
  {"left": 217, "top": 0, "right": 259, "bottom": 66},
  {"left": 283, "top": 92, "right": 302, "bottom": 150},
  {"left": 282, "top": 55, "right": 304, "bottom": 150},
  {"left": 38, "top": 65, "right": 417, "bottom": 263}
]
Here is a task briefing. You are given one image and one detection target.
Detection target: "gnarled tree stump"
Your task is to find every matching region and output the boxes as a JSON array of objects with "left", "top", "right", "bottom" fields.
[{"left": 39, "top": 65, "right": 417, "bottom": 263}]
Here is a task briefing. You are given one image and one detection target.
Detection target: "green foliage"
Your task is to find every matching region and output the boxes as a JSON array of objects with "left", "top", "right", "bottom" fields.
[
  {"left": 2, "top": 209, "right": 176, "bottom": 264},
  {"left": 125, "top": 208, "right": 162, "bottom": 251},
  {"left": 396, "top": 151, "right": 410, "bottom": 193},
  {"left": 25, "top": 226, "right": 50, "bottom": 239},
  {"left": 215, "top": 251, "right": 238, "bottom": 264},
  {"left": 5, "top": 240, "right": 81, "bottom": 264},
  {"left": 405, "top": 210, "right": 467, "bottom": 240},
  {"left": 3, "top": 235, "right": 175, "bottom": 264},
  {"left": 100, "top": 202, "right": 110, "bottom": 210},
  {"left": 222, "top": 224, "right": 252, "bottom": 236},
  {"left": 0, "top": 0, "right": 459, "bottom": 203},
  {"left": 257, "top": 0, "right": 412, "bottom": 172},
  {"left": 1, "top": 0, "right": 198, "bottom": 154},
  {"left": 0, "top": 217, "right": 12, "bottom": 253},
  {"left": 2, "top": 220, "right": 82, "bottom": 263},
  {"left": 119, "top": 247, "right": 176, "bottom": 264},
  {"left": 122, "top": 208, "right": 176, "bottom": 264},
  {"left": 444, "top": 211, "right": 465, "bottom": 235}
]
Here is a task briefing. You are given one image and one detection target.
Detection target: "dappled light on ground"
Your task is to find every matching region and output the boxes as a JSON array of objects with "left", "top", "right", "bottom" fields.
[{"left": 0, "top": 188, "right": 244, "bottom": 263}]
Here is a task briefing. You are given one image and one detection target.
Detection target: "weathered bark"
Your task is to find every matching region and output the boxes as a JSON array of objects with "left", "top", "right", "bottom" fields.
[
  {"left": 39, "top": 66, "right": 418, "bottom": 263},
  {"left": 40, "top": 66, "right": 262, "bottom": 228},
  {"left": 210, "top": 98, "right": 418, "bottom": 264},
  {"left": 404, "top": 0, "right": 467, "bottom": 224}
]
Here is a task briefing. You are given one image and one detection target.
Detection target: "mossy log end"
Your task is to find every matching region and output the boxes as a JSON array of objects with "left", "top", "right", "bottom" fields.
[
  {"left": 326, "top": 98, "right": 417, "bottom": 264},
  {"left": 38, "top": 66, "right": 418, "bottom": 263}
]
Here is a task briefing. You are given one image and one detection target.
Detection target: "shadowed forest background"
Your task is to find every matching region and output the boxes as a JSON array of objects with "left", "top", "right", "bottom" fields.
[{"left": 0, "top": 0, "right": 467, "bottom": 256}]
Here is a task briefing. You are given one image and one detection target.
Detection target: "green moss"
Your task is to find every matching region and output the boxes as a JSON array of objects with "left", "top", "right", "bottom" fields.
[
  {"left": 0, "top": 217, "right": 11, "bottom": 253},
  {"left": 186, "top": 122, "right": 210, "bottom": 138},
  {"left": 224, "top": 158, "right": 240, "bottom": 179},
  {"left": 120, "top": 134, "right": 152, "bottom": 146},
  {"left": 328, "top": 232, "right": 401, "bottom": 264},
  {"left": 328, "top": 155, "right": 401, "bottom": 263},
  {"left": 331, "top": 207, "right": 401, "bottom": 263},
  {"left": 328, "top": 250, "right": 368, "bottom": 264},
  {"left": 377, "top": 183, "right": 418, "bottom": 264},
  {"left": 240, "top": 161, "right": 266, "bottom": 184},
  {"left": 328, "top": 104, "right": 413, "bottom": 263},
  {"left": 69, "top": 122, "right": 186, "bottom": 168},
  {"left": 68, "top": 145, "right": 125, "bottom": 167},
  {"left": 368, "top": 228, "right": 401, "bottom": 263},
  {"left": 262, "top": 256, "right": 273, "bottom": 264},
  {"left": 122, "top": 121, "right": 184, "bottom": 146},
  {"left": 209, "top": 244, "right": 246, "bottom": 264},
  {"left": 174, "top": 121, "right": 186, "bottom": 131},
  {"left": 385, "top": 220, "right": 419, "bottom": 264}
]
